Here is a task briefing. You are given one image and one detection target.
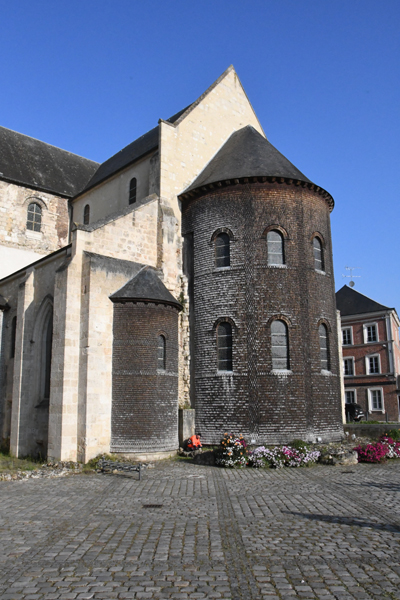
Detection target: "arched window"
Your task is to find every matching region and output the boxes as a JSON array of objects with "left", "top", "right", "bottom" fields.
[
  {"left": 319, "top": 323, "right": 330, "bottom": 371},
  {"left": 129, "top": 177, "right": 137, "bottom": 205},
  {"left": 217, "top": 322, "right": 232, "bottom": 371},
  {"left": 26, "top": 203, "right": 42, "bottom": 232},
  {"left": 313, "top": 237, "right": 324, "bottom": 271},
  {"left": 41, "top": 311, "right": 53, "bottom": 399},
  {"left": 267, "top": 230, "right": 284, "bottom": 265},
  {"left": 215, "top": 232, "right": 230, "bottom": 268},
  {"left": 10, "top": 316, "right": 17, "bottom": 358},
  {"left": 83, "top": 204, "right": 90, "bottom": 225},
  {"left": 271, "top": 320, "right": 289, "bottom": 370},
  {"left": 157, "top": 335, "right": 166, "bottom": 370}
]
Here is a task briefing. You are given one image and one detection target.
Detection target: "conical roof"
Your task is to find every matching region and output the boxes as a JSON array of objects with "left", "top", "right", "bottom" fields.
[
  {"left": 110, "top": 266, "right": 182, "bottom": 310},
  {"left": 184, "top": 125, "right": 312, "bottom": 193},
  {"left": 336, "top": 285, "right": 392, "bottom": 316}
]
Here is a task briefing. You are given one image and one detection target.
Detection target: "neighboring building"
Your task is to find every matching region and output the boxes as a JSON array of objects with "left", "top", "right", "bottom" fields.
[
  {"left": 0, "top": 66, "right": 344, "bottom": 461},
  {"left": 0, "top": 126, "right": 98, "bottom": 279},
  {"left": 336, "top": 285, "right": 400, "bottom": 421}
]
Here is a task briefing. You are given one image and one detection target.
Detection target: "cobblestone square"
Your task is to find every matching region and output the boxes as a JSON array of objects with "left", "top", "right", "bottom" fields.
[{"left": 1, "top": 460, "right": 400, "bottom": 599}]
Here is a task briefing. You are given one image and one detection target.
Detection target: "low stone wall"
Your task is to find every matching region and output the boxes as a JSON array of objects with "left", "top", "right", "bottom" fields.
[{"left": 344, "top": 424, "right": 400, "bottom": 440}]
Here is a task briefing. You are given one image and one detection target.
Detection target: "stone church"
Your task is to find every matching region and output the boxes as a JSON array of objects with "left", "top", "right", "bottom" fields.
[{"left": 0, "top": 66, "right": 344, "bottom": 462}]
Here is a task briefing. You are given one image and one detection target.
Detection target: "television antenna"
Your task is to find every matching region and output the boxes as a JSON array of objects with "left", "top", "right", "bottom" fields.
[{"left": 342, "top": 266, "right": 361, "bottom": 288}]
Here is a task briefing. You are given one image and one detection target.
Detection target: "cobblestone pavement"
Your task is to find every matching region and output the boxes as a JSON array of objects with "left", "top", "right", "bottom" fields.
[{"left": 1, "top": 460, "right": 400, "bottom": 600}]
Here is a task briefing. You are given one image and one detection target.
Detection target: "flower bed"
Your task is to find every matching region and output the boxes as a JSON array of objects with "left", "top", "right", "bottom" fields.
[
  {"left": 214, "top": 433, "right": 248, "bottom": 468},
  {"left": 354, "top": 434, "right": 400, "bottom": 463},
  {"left": 248, "top": 442, "right": 320, "bottom": 469}
]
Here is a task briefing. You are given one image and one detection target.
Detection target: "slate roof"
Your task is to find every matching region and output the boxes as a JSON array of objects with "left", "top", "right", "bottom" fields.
[
  {"left": 183, "top": 125, "right": 313, "bottom": 193},
  {"left": 79, "top": 105, "right": 192, "bottom": 196},
  {"left": 110, "top": 266, "right": 182, "bottom": 310},
  {"left": 336, "top": 285, "right": 392, "bottom": 316},
  {"left": 0, "top": 126, "right": 99, "bottom": 197}
]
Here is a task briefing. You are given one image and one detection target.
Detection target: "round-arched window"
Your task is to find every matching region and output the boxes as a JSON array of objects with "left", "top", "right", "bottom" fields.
[
  {"left": 27, "top": 203, "right": 42, "bottom": 232},
  {"left": 271, "top": 319, "right": 289, "bottom": 370},
  {"left": 267, "top": 230, "right": 285, "bottom": 265}
]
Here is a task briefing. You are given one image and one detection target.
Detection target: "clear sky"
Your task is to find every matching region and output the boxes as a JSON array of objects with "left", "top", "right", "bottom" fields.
[{"left": 1, "top": 0, "right": 399, "bottom": 308}]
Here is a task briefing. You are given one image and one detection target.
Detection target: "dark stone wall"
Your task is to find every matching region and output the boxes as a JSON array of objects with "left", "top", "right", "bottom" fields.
[
  {"left": 111, "top": 301, "right": 180, "bottom": 452},
  {"left": 182, "top": 181, "right": 343, "bottom": 444}
]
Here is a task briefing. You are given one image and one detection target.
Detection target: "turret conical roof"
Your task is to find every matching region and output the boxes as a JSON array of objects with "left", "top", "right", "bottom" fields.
[
  {"left": 110, "top": 266, "right": 182, "bottom": 310},
  {"left": 184, "top": 126, "right": 312, "bottom": 193}
]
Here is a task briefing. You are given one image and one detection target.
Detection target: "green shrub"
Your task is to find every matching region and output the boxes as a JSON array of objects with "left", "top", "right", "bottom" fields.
[
  {"left": 289, "top": 439, "right": 310, "bottom": 452},
  {"left": 386, "top": 429, "right": 400, "bottom": 440}
]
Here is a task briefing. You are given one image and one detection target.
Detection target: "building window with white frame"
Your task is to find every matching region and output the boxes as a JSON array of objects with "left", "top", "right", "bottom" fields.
[
  {"left": 364, "top": 323, "right": 378, "bottom": 343},
  {"left": 369, "top": 388, "right": 383, "bottom": 411},
  {"left": 367, "top": 354, "right": 380, "bottom": 374},
  {"left": 342, "top": 327, "right": 352, "bottom": 346},
  {"left": 345, "top": 389, "right": 356, "bottom": 404},
  {"left": 343, "top": 357, "right": 354, "bottom": 376}
]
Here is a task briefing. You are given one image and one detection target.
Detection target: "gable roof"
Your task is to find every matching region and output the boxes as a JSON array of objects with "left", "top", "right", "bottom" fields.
[
  {"left": 0, "top": 126, "right": 99, "bottom": 197},
  {"left": 77, "top": 106, "right": 191, "bottom": 197},
  {"left": 110, "top": 266, "right": 182, "bottom": 310},
  {"left": 183, "top": 125, "right": 313, "bottom": 193},
  {"left": 336, "top": 285, "right": 393, "bottom": 316}
]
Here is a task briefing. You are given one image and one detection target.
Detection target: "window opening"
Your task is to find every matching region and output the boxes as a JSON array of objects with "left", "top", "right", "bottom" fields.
[
  {"left": 129, "top": 178, "right": 137, "bottom": 205},
  {"left": 342, "top": 328, "right": 352, "bottom": 345},
  {"left": 345, "top": 390, "right": 356, "bottom": 404},
  {"left": 313, "top": 237, "right": 324, "bottom": 271},
  {"left": 215, "top": 233, "right": 230, "bottom": 268},
  {"left": 217, "top": 322, "right": 232, "bottom": 371},
  {"left": 271, "top": 320, "right": 289, "bottom": 370},
  {"left": 26, "top": 203, "right": 42, "bottom": 232},
  {"left": 157, "top": 335, "right": 166, "bottom": 371},
  {"left": 83, "top": 205, "right": 90, "bottom": 225},
  {"left": 267, "top": 230, "right": 284, "bottom": 266},
  {"left": 370, "top": 389, "right": 383, "bottom": 411},
  {"left": 42, "top": 312, "right": 53, "bottom": 400},
  {"left": 366, "top": 324, "right": 377, "bottom": 342},
  {"left": 343, "top": 358, "right": 354, "bottom": 376},
  {"left": 368, "top": 356, "right": 380, "bottom": 374},
  {"left": 319, "top": 323, "right": 330, "bottom": 371}
]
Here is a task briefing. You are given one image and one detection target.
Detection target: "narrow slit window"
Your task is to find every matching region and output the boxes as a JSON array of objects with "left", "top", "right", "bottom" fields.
[
  {"left": 158, "top": 335, "right": 166, "bottom": 370},
  {"left": 129, "top": 178, "right": 137, "bottom": 205},
  {"left": 313, "top": 237, "right": 324, "bottom": 271},
  {"left": 215, "top": 232, "right": 230, "bottom": 268},
  {"left": 267, "top": 230, "right": 284, "bottom": 265},
  {"left": 271, "top": 320, "right": 289, "bottom": 370},
  {"left": 26, "top": 203, "right": 42, "bottom": 232},
  {"left": 83, "top": 204, "right": 90, "bottom": 225},
  {"left": 319, "top": 323, "right": 330, "bottom": 371},
  {"left": 217, "top": 322, "right": 232, "bottom": 371}
]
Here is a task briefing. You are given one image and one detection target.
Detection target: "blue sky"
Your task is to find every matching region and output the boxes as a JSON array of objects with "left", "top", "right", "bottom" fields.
[{"left": 1, "top": 0, "right": 399, "bottom": 308}]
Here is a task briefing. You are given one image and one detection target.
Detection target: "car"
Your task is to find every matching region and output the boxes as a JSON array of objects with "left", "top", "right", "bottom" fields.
[{"left": 345, "top": 403, "right": 365, "bottom": 422}]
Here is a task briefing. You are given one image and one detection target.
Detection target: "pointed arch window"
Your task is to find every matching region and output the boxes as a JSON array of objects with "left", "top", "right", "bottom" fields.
[
  {"left": 313, "top": 237, "right": 324, "bottom": 271},
  {"left": 215, "top": 232, "right": 230, "bottom": 268},
  {"left": 27, "top": 203, "right": 42, "bottom": 232},
  {"left": 83, "top": 204, "right": 90, "bottom": 225},
  {"left": 319, "top": 323, "right": 330, "bottom": 371},
  {"left": 217, "top": 322, "right": 232, "bottom": 371},
  {"left": 129, "top": 177, "right": 137, "bottom": 205},
  {"left": 267, "top": 230, "right": 284, "bottom": 265},
  {"left": 271, "top": 319, "right": 289, "bottom": 370},
  {"left": 158, "top": 335, "right": 166, "bottom": 371}
]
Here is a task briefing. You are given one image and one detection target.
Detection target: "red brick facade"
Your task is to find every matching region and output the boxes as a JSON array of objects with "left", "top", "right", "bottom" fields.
[{"left": 341, "top": 311, "right": 400, "bottom": 421}]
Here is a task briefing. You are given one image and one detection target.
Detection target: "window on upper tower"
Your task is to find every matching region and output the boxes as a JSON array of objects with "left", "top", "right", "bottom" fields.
[
  {"left": 217, "top": 322, "right": 232, "bottom": 371},
  {"left": 215, "top": 232, "right": 230, "bottom": 268},
  {"left": 271, "top": 319, "right": 289, "bottom": 370},
  {"left": 26, "top": 203, "right": 42, "bottom": 232},
  {"left": 319, "top": 323, "right": 330, "bottom": 371},
  {"left": 267, "top": 230, "right": 285, "bottom": 266},
  {"left": 129, "top": 178, "right": 137, "bottom": 205},
  {"left": 313, "top": 237, "right": 324, "bottom": 271},
  {"left": 83, "top": 204, "right": 90, "bottom": 225},
  {"left": 157, "top": 335, "right": 166, "bottom": 371}
]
